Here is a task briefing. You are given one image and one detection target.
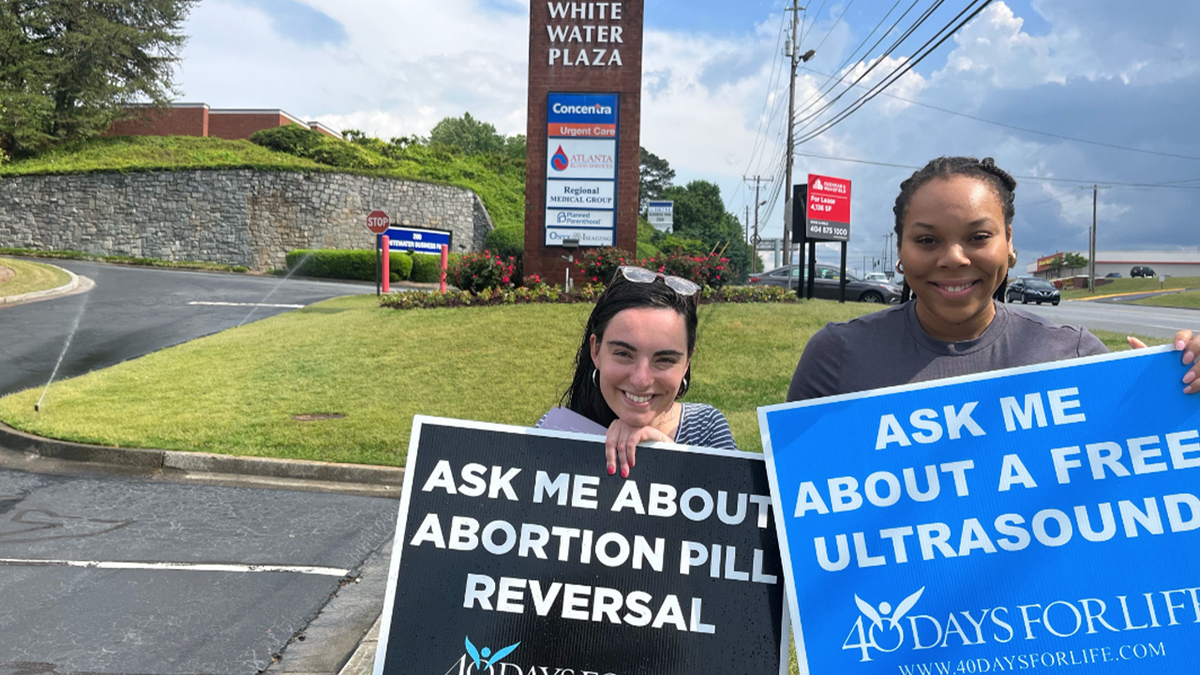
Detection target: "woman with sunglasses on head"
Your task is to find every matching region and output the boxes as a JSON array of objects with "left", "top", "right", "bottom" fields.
[
  {"left": 539, "top": 266, "right": 737, "bottom": 478},
  {"left": 787, "top": 156, "right": 1200, "bottom": 402}
]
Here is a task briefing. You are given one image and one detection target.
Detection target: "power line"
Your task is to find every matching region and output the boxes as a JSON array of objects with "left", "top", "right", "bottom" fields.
[
  {"left": 793, "top": 0, "right": 995, "bottom": 146},
  {"left": 793, "top": 0, "right": 920, "bottom": 122},
  {"left": 791, "top": 150, "right": 1200, "bottom": 189},
  {"left": 793, "top": 0, "right": 947, "bottom": 128},
  {"left": 798, "top": 66, "right": 1200, "bottom": 162}
]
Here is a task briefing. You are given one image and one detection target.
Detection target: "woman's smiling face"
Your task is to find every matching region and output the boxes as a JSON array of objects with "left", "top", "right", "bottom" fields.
[
  {"left": 589, "top": 307, "right": 690, "bottom": 428},
  {"left": 899, "top": 175, "right": 1012, "bottom": 341}
]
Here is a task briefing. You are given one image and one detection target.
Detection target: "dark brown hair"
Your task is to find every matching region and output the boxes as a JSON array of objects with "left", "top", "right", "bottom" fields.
[
  {"left": 892, "top": 156, "right": 1018, "bottom": 303},
  {"left": 560, "top": 273, "right": 699, "bottom": 427}
]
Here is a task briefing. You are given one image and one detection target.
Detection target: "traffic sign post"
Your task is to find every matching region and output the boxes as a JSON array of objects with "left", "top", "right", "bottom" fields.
[
  {"left": 366, "top": 210, "right": 391, "bottom": 235},
  {"left": 382, "top": 236, "right": 390, "bottom": 294},
  {"left": 367, "top": 210, "right": 391, "bottom": 297}
]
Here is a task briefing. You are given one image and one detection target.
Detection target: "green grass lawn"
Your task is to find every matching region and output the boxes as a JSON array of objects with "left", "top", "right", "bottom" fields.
[
  {"left": 0, "top": 298, "right": 1168, "bottom": 466},
  {"left": 0, "top": 256, "right": 72, "bottom": 297},
  {"left": 0, "top": 298, "right": 880, "bottom": 464},
  {"left": 1131, "top": 289, "right": 1200, "bottom": 309},
  {"left": 1060, "top": 276, "right": 1200, "bottom": 300}
]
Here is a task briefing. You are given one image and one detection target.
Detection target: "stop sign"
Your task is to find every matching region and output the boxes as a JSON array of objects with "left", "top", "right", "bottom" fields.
[{"left": 366, "top": 210, "right": 390, "bottom": 234}]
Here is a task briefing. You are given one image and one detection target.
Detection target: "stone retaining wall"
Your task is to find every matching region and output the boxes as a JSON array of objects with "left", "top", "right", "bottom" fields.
[{"left": 0, "top": 170, "right": 492, "bottom": 271}]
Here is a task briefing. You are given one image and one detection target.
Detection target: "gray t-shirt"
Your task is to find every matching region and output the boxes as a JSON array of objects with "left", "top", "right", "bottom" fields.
[{"left": 787, "top": 300, "right": 1109, "bottom": 402}]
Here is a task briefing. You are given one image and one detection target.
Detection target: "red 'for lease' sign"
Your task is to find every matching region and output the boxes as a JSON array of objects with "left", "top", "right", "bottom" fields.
[
  {"left": 805, "top": 173, "right": 851, "bottom": 241},
  {"left": 366, "top": 210, "right": 391, "bottom": 234}
]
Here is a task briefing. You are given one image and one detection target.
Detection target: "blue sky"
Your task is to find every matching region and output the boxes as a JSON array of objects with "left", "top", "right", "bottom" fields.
[{"left": 175, "top": 1, "right": 1200, "bottom": 268}]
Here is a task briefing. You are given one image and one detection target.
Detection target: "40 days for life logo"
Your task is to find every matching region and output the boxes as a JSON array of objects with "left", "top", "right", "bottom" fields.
[
  {"left": 844, "top": 588, "right": 926, "bottom": 662},
  {"left": 446, "top": 636, "right": 617, "bottom": 675}
]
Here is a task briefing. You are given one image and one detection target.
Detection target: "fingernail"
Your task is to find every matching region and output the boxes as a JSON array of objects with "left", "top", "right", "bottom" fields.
[
  {"left": 607, "top": 464, "right": 615, "bottom": 475},
  {"left": 1177, "top": 340, "right": 1187, "bottom": 350},
  {"left": 1185, "top": 372, "right": 1196, "bottom": 385},
  {"left": 621, "top": 468, "right": 629, "bottom": 478},
  {"left": 1185, "top": 352, "right": 1196, "bottom": 366}
]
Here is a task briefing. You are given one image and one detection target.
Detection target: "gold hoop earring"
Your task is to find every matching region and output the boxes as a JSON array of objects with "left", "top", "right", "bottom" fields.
[
  {"left": 1008, "top": 251, "right": 1018, "bottom": 269},
  {"left": 895, "top": 261, "right": 905, "bottom": 275}
]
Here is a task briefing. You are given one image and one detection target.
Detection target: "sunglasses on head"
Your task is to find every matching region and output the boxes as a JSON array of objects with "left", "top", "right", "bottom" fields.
[{"left": 617, "top": 266, "right": 700, "bottom": 296}]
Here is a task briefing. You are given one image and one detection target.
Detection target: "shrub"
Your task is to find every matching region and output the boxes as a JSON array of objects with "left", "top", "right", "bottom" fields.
[
  {"left": 285, "top": 248, "right": 411, "bottom": 282},
  {"left": 576, "top": 247, "right": 636, "bottom": 285},
  {"left": 250, "top": 124, "right": 380, "bottom": 169},
  {"left": 448, "top": 251, "right": 518, "bottom": 293},
  {"left": 377, "top": 282, "right": 798, "bottom": 310},
  {"left": 391, "top": 252, "right": 413, "bottom": 281},
  {"left": 410, "top": 253, "right": 444, "bottom": 283},
  {"left": 250, "top": 125, "right": 325, "bottom": 157},
  {"left": 485, "top": 225, "right": 524, "bottom": 259}
]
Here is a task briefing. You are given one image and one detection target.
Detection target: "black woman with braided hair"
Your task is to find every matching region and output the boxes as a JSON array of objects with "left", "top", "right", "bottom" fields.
[{"left": 787, "top": 155, "right": 1200, "bottom": 402}]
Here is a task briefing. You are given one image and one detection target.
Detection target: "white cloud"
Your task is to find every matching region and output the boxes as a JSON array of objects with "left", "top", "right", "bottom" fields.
[{"left": 176, "top": 0, "right": 1200, "bottom": 261}]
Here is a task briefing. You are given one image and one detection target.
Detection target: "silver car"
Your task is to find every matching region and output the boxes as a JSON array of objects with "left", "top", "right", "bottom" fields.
[{"left": 748, "top": 264, "right": 901, "bottom": 303}]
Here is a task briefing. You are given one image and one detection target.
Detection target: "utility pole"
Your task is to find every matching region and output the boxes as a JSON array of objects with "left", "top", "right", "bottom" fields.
[
  {"left": 782, "top": 1, "right": 800, "bottom": 270},
  {"left": 782, "top": 2, "right": 814, "bottom": 271},
  {"left": 745, "top": 205, "right": 750, "bottom": 244},
  {"left": 744, "top": 176, "right": 774, "bottom": 259},
  {"left": 1081, "top": 185, "right": 1110, "bottom": 294}
]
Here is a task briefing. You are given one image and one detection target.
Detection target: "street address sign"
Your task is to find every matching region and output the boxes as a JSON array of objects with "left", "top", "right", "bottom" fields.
[{"left": 366, "top": 210, "right": 391, "bottom": 235}]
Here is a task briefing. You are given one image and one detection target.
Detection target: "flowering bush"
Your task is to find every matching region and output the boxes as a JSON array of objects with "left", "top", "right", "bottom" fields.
[
  {"left": 633, "top": 251, "right": 732, "bottom": 289},
  {"left": 447, "top": 251, "right": 518, "bottom": 293},
  {"left": 378, "top": 282, "right": 799, "bottom": 310},
  {"left": 576, "top": 247, "right": 635, "bottom": 285}
]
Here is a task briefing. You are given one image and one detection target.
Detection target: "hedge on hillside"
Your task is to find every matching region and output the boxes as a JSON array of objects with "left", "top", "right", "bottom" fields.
[{"left": 286, "top": 249, "right": 411, "bottom": 282}]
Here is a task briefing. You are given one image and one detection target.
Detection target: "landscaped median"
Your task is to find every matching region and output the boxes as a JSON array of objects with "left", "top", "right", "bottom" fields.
[
  {"left": 0, "top": 256, "right": 74, "bottom": 301},
  {"left": 0, "top": 293, "right": 1166, "bottom": 467}
]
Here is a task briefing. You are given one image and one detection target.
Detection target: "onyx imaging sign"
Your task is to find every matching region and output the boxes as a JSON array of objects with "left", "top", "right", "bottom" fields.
[
  {"left": 759, "top": 347, "right": 1200, "bottom": 674},
  {"left": 374, "top": 417, "right": 788, "bottom": 675}
]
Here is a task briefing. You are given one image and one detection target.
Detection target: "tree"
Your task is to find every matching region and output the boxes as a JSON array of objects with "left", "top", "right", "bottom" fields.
[
  {"left": 639, "top": 147, "right": 674, "bottom": 211},
  {"left": 1063, "top": 252, "right": 1088, "bottom": 270},
  {"left": 0, "top": 0, "right": 198, "bottom": 155},
  {"left": 428, "top": 112, "right": 505, "bottom": 155},
  {"left": 657, "top": 180, "right": 757, "bottom": 280}
]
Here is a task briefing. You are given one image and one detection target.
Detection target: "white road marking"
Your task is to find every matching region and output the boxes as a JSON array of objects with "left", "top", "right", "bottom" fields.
[
  {"left": 0, "top": 557, "right": 351, "bottom": 577},
  {"left": 188, "top": 301, "right": 305, "bottom": 308}
]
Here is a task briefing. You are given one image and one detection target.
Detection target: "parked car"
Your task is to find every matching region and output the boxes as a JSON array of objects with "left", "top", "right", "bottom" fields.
[
  {"left": 1131, "top": 266, "right": 1156, "bottom": 278},
  {"left": 748, "top": 264, "right": 901, "bottom": 303},
  {"left": 864, "top": 272, "right": 890, "bottom": 283},
  {"left": 1105, "top": 272, "right": 1122, "bottom": 278},
  {"left": 1006, "top": 276, "right": 1060, "bottom": 305}
]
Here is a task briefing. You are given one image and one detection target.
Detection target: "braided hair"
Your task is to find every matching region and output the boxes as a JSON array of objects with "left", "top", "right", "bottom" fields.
[{"left": 892, "top": 156, "right": 1018, "bottom": 303}]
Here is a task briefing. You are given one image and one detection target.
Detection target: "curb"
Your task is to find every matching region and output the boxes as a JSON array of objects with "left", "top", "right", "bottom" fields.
[
  {"left": 1067, "top": 288, "right": 1186, "bottom": 302},
  {"left": 0, "top": 421, "right": 404, "bottom": 486},
  {"left": 0, "top": 263, "right": 80, "bottom": 305}
]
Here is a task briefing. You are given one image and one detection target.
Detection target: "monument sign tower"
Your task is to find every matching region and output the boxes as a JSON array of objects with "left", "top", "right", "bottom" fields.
[{"left": 523, "top": 1, "right": 644, "bottom": 283}]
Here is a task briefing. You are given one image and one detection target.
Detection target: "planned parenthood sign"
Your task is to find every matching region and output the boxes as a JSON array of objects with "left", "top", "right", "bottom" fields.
[{"left": 759, "top": 347, "right": 1200, "bottom": 674}]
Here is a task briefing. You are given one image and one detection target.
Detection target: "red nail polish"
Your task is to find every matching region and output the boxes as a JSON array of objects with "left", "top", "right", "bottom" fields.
[
  {"left": 621, "top": 468, "right": 629, "bottom": 478},
  {"left": 608, "top": 465, "right": 615, "bottom": 475}
]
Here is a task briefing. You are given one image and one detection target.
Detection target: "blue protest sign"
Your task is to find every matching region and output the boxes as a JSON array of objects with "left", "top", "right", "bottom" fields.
[
  {"left": 759, "top": 346, "right": 1200, "bottom": 674},
  {"left": 385, "top": 226, "right": 451, "bottom": 254}
]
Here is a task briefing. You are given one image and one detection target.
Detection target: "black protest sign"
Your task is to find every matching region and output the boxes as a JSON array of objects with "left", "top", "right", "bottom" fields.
[{"left": 374, "top": 417, "right": 788, "bottom": 675}]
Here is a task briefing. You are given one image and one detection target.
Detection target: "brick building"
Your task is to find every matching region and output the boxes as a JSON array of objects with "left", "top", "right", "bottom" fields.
[{"left": 106, "top": 102, "right": 339, "bottom": 140}]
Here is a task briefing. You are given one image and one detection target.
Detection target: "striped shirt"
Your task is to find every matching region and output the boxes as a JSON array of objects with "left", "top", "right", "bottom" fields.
[
  {"left": 673, "top": 403, "right": 739, "bottom": 451},
  {"left": 536, "top": 402, "right": 738, "bottom": 451}
]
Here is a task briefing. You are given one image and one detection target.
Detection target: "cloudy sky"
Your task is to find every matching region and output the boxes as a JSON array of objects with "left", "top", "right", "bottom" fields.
[{"left": 175, "top": 0, "right": 1200, "bottom": 269}]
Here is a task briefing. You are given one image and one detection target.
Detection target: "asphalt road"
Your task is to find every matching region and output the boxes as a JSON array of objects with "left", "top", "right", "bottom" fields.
[
  {"left": 0, "top": 466, "right": 397, "bottom": 674},
  {"left": 1014, "top": 298, "right": 1200, "bottom": 339},
  {"left": 0, "top": 260, "right": 372, "bottom": 397}
]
